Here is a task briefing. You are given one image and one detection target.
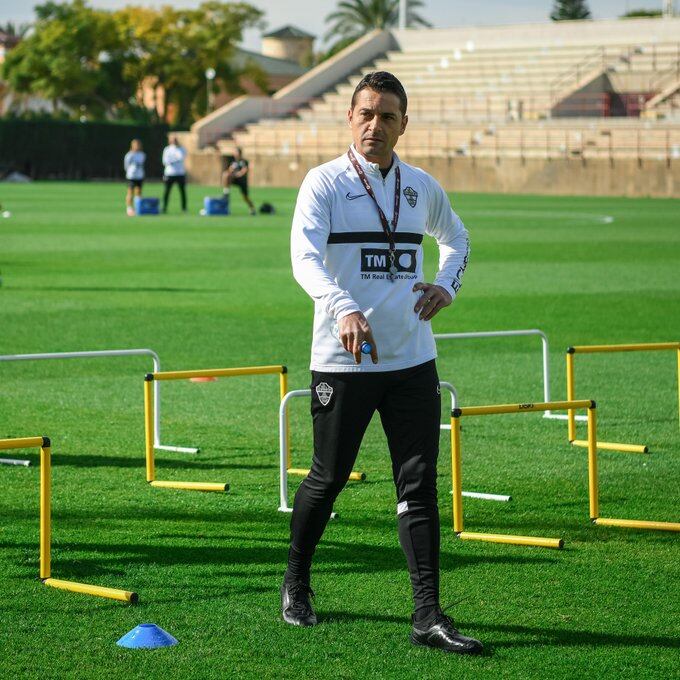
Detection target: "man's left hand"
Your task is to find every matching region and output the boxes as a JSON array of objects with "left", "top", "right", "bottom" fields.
[{"left": 413, "top": 283, "right": 452, "bottom": 321}]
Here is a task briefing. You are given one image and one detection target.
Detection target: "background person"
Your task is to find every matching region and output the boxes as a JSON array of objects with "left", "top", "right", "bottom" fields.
[
  {"left": 284, "top": 71, "right": 480, "bottom": 655},
  {"left": 123, "top": 139, "right": 145, "bottom": 217},
  {"left": 222, "top": 147, "right": 256, "bottom": 215},
  {"left": 162, "top": 136, "right": 187, "bottom": 213}
]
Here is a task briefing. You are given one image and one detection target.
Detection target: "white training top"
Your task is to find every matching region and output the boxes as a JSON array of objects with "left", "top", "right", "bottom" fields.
[
  {"left": 291, "top": 146, "right": 470, "bottom": 373},
  {"left": 124, "top": 151, "right": 146, "bottom": 180},
  {"left": 162, "top": 144, "right": 186, "bottom": 177}
]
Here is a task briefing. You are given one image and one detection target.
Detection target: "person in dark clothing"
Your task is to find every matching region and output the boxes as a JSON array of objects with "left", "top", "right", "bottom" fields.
[
  {"left": 222, "top": 147, "right": 256, "bottom": 215},
  {"left": 283, "top": 71, "right": 481, "bottom": 656}
]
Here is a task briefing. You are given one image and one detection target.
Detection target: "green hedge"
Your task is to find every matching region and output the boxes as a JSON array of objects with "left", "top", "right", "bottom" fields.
[{"left": 0, "top": 119, "right": 171, "bottom": 180}]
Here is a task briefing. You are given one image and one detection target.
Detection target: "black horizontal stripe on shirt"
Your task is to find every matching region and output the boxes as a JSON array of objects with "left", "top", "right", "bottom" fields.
[{"left": 327, "top": 231, "right": 423, "bottom": 245}]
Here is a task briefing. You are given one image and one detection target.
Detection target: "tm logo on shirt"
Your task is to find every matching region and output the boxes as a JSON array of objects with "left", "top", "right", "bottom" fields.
[{"left": 361, "top": 248, "right": 417, "bottom": 274}]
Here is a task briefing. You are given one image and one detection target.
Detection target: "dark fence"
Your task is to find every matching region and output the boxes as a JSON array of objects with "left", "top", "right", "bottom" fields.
[{"left": 0, "top": 119, "right": 170, "bottom": 180}]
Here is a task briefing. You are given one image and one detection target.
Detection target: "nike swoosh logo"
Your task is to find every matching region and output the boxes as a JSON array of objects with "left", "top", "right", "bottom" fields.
[{"left": 346, "top": 192, "right": 366, "bottom": 200}]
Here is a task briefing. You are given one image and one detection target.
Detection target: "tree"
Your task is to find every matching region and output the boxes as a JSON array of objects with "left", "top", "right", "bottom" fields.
[
  {"left": 2, "top": 1, "right": 127, "bottom": 117},
  {"left": 0, "top": 21, "right": 32, "bottom": 38},
  {"left": 550, "top": 0, "right": 592, "bottom": 21},
  {"left": 3, "top": 1, "right": 265, "bottom": 124},
  {"left": 113, "top": 2, "right": 265, "bottom": 125},
  {"left": 324, "top": 0, "right": 431, "bottom": 55}
]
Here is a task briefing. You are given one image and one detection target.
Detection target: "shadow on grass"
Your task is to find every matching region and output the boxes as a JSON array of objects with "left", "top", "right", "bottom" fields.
[
  {"left": 0, "top": 583, "right": 272, "bottom": 613},
  {"left": 39, "top": 453, "right": 275, "bottom": 472},
  {"left": 320, "top": 611, "right": 679, "bottom": 651},
  {"left": 0, "top": 534, "right": 556, "bottom": 588},
  {"left": 460, "top": 620, "right": 680, "bottom": 651}
]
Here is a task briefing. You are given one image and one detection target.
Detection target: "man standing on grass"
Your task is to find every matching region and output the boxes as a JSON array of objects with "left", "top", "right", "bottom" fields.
[
  {"left": 284, "top": 71, "right": 481, "bottom": 655},
  {"left": 162, "top": 136, "right": 187, "bottom": 213}
]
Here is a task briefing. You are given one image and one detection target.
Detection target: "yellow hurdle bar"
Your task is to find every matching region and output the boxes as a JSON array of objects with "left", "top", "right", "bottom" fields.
[
  {"left": 458, "top": 532, "right": 564, "bottom": 550},
  {"left": 587, "top": 407, "right": 599, "bottom": 520},
  {"left": 572, "top": 439, "right": 648, "bottom": 454},
  {"left": 587, "top": 408, "right": 679, "bottom": 532},
  {"left": 565, "top": 343, "right": 679, "bottom": 453},
  {"left": 594, "top": 518, "right": 680, "bottom": 532},
  {"left": 566, "top": 351, "right": 577, "bottom": 442},
  {"left": 280, "top": 372, "right": 291, "bottom": 469},
  {"left": 0, "top": 436, "right": 45, "bottom": 450},
  {"left": 143, "top": 374, "right": 229, "bottom": 491},
  {"left": 570, "top": 342, "right": 680, "bottom": 354},
  {"left": 40, "top": 443, "right": 51, "bottom": 579},
  {"left": 448, "top": 402, "right": 584, "bottom": 549},
  {"left": 150, "top": 365, "right": 286, "bottom": 381},
  {"left": 287, "top": 468, "right": 366, "bottom": 481},
  {"left": 144, "top": 376, "right": 155, "bottom": 482},
  {"left": 1, "top": 436, "right": 138, "bottom": 603},
  {"left": 451, "top": 416, "right": 464, "bottom": 533},
  {"left": 149, "top": 480, "right": 229, "bottom": 492},
  {"left": 456, "top": 399, "right": 593, "bottom": 417},
  {"left": 43, "top": 578, "right": 139, "bottom": 603}
]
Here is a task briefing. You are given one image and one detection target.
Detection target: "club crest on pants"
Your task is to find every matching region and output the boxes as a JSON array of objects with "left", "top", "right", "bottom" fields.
[{"left": 315, "top": 382, "right": 333, "bottom": 406}]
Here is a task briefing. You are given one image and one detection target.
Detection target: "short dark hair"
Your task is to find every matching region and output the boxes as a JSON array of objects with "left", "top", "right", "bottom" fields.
[{"left": 350, "top": 71, "right": 407, "bottom": 115}]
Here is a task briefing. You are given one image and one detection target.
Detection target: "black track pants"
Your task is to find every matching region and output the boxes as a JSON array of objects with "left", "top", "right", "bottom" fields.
[
  {"left": 163, "top": 174, "right": 186, "bottom": 211},
  {"left": 288, "top": 360, "right": 442, "bottom": 613}
]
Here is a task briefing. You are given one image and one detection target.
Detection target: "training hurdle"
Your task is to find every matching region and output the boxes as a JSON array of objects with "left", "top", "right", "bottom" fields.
[
  {"left": 144, "top": 365, "right": 288, "bottom": 492},
  {"left": 278, "top": 382, "right": 511, "bottom": 516},
  {"left": 567, "top": 342, "right": 680, "bottom": 454},
  {"left": 451, "top": 399, "right": 598, "bottom": 549},
  {"left": 0, "top": 349, "right": 198, "bottom": 460},
  {"left": 587, "top": 430, "right": 680, "bottom": 533},
  {"left": 435, "top": 329, "right": 587, "bottom": 428},
  {"left": 0, "top": 436, "right": 138, "bottom": 603}
]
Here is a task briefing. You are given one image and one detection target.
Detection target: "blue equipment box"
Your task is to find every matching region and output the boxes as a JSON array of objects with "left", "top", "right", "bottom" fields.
[
  {"left": 134, "top": 196, "right": 160, "bottom": 215},
  {"left": 203, "top": 196, "right": 229, "bottom": 216}
]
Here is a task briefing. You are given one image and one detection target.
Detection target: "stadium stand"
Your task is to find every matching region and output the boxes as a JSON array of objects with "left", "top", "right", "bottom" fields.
[{"left": 183, "top": 17, "right": 680, "bottom": 197}]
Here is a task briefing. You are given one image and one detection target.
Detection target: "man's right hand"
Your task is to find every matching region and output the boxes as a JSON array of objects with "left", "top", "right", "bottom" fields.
[{"left": 338, "top": 312, "right": 378, "bottom": 365}]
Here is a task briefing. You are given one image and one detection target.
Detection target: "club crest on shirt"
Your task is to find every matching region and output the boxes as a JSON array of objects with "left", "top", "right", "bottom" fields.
[
  {"left": 315, "top": 382, "right": 333, "bottom": 406},
  {"left": 403, "top": 186, "right": 418, "bottom": 208}
]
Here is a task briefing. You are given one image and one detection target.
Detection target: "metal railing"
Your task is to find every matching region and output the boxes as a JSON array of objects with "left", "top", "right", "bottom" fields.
[
  {"left": 295, "top": 95, "right": 554, "bottom": 124},
  {"left": 648, "top": 55, "right": 680, "bottom": 93},
  {"left": 234, "top": 124, "right": 680, "bottom": 165},
  {"left": 550, "top": 47, "right": 609, "bottom": 101}
]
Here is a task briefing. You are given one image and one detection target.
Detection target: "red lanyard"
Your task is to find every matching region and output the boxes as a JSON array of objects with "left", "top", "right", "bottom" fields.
[{"left": 347, "top": 147, "right": 401, "bottom": 279}]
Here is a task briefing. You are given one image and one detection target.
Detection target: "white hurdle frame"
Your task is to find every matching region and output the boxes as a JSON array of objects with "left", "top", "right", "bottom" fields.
[
  {"left": 0, "top": 457, "right": 31, "bottom": 467},
  {"left": 278, "top": 381, "right": 511, "bottom": 515},
  {"left": 434, "top": 329, "right": 587, "bottom": 427},
  {"left": 0, "top": 349, "right": 198, "bottom": 466}
]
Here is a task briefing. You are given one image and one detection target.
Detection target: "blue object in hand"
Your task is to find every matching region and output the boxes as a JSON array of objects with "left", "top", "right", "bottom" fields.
[{"left": 360, "top": 342, "right": 372, "bottom": 355}]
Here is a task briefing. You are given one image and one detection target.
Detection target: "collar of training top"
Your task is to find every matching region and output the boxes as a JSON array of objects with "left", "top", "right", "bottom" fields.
[{"left": 349, "top": 144, "right": 399, "bottom": 178}]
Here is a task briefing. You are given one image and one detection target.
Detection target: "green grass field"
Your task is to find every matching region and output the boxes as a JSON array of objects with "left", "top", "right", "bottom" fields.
[{"left": 0, "top": 182, "right": 678, "bottom": 679}]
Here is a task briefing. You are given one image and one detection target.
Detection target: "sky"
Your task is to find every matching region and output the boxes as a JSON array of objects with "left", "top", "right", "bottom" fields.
[{"left": 0, "top": 0, "right": 673, "bottom": 50}]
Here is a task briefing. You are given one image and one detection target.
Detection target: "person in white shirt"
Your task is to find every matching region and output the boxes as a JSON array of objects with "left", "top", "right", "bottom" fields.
[
  {"left": 123, "top": 139, "right": 145, "bottom": 217},
  {"left": 161, "top": 136, "right": 187, "bottom": 213},
  {"left": 282, "top": 72, "right": 481, "bottom": 656}
]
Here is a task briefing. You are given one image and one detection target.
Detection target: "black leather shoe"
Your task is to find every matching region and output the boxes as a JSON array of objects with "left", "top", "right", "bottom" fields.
[
  {"left": 410, "top": 611, "right": 483, "bottom": 655},
  {"left": 281, "top": 581, "right": 318, "bottom": 627}
]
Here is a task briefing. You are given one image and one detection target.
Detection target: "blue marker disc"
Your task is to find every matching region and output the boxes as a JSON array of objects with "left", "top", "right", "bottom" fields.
[{"left": 360, "top": 342, "right": 372, "bottom": 354}]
